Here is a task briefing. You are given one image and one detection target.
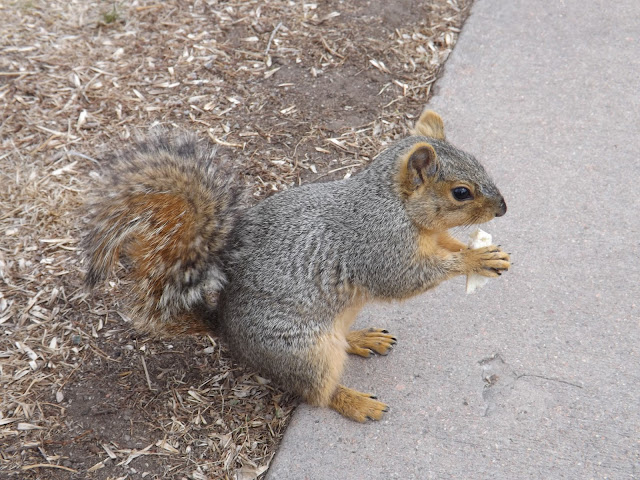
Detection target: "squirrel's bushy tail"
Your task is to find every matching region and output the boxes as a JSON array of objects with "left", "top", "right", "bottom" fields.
[{"left": 83, "top": 133, "right": 240, "bottom": 336}]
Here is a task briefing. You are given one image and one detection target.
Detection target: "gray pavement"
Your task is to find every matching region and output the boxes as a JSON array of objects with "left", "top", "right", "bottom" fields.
[{"left": 267, "top": 1, "right": 640, "bottom": 478}]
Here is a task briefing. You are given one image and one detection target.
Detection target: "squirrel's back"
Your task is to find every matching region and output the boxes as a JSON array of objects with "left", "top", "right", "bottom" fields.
[{"left": 223, "top": 133, "right": 500, "bottom": 308}]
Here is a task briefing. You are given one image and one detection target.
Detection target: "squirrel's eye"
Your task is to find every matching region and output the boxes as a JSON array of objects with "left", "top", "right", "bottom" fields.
[{"left": 452, "top": 187, "right": 473, "bottom": 201}]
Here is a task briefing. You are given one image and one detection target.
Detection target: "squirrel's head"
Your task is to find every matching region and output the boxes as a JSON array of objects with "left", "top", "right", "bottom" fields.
[{"left": 394, "top": 110, "right": 507, "bottom": 231}]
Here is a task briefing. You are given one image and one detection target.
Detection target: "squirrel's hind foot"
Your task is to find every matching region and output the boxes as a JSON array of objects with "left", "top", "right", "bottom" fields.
[
  {"left": 346, "top": 328, "right": 397, "bottom": 357},
  {"left": 329, "top": 385, "right": 389, "bottom": 422}
]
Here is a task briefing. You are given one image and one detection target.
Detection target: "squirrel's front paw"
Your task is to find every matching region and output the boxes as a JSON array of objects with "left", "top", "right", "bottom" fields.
[{"left": 462, "top": 245, "right": 510, "bottom": 277}]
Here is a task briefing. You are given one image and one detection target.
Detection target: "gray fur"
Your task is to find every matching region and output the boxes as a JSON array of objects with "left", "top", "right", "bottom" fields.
[
  {"left": 217, "top": 135, "right": 503, "bottom": 393},
  {"left": 85, "top": 131, "right": 505, "bottom": 398}
]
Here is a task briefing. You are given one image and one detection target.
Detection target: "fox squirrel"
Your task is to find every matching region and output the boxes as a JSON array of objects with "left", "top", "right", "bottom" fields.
[{"left": 83, "top": 110, "right": 510, "bottom": 422}]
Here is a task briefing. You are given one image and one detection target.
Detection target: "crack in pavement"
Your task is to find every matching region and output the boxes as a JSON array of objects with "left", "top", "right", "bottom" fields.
[{"left": 478, "top": 353, "right": 583, "bottom": 417}]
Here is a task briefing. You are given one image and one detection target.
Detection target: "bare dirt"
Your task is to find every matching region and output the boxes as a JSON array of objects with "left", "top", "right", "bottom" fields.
[{"left": 0, "top": 0, "right": 472, "bottom": 478}]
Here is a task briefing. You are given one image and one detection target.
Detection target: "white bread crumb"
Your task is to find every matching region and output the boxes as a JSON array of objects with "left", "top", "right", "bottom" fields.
[{"left": 466, "top": 228, "right": 492, "bottom": 294}]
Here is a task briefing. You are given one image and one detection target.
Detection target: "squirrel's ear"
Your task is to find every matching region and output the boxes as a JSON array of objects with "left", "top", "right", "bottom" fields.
[
  {"left": 398, "top": 142, "right": 439, "bottom": 193},
  {"left": 412, "top": 110, "right": 446, "bottom": 140}
]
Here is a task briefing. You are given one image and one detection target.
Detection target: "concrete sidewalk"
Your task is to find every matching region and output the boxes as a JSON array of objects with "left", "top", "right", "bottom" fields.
[{"left": 267, "top": 1, "right": 640, "bottom": 478}]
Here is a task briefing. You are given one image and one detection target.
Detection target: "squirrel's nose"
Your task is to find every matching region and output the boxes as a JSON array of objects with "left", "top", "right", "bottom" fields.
[{"left": 495, "top": 197, "right": 507, "bottom": 217}]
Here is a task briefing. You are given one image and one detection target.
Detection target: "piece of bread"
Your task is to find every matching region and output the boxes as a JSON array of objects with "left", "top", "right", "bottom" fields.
[{"left": 466, "top": 228, "right": 492, "bottom": 294}]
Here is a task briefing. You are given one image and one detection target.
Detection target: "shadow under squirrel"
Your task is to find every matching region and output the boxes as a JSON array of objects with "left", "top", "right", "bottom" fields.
[{"left": 83, "top": 110, "right": 510, "bottom": 422}]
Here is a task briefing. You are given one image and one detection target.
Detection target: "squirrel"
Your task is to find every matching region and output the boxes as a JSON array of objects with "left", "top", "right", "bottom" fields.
[{"left": 83, "top": 110, "right": 510, "bottom": 422}]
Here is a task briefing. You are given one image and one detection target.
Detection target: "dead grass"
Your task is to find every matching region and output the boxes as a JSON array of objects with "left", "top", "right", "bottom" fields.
[{"left": 0, "top": 0, "right": 472, "bottom": 478}]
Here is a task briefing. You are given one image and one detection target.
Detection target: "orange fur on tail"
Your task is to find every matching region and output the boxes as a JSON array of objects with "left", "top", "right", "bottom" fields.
[{"left": 83, "top": 133, "right": 240, "bottom": 336}]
